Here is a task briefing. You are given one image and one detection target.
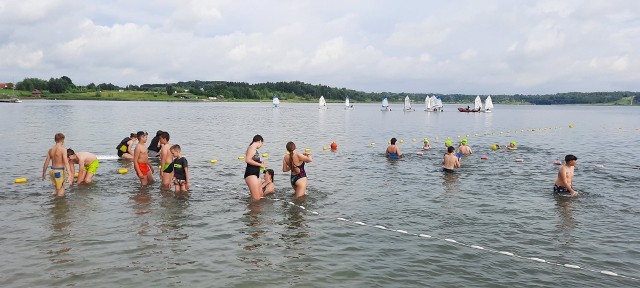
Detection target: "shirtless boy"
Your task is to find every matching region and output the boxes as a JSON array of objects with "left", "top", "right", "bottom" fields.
[
  {"left": 458, "top": 139, "right": 472, "bottom": 155},
  {"left": 554, "top": 154, "right": 578, "bottom": 197},
  {"left": 442, "top": 146, "right": 461, "bottom": 173},
  {"left": 134, "top": 131, "right": 154, "bottom": 185},
  {"left": 158, "top": 131, "right": 173, "bottom": 188},
  {"left": 42, "top": 133, "right": 72, "bottom": 196},
  {"left": 67, "top": 149, "right": 99, "bottom": 184}
]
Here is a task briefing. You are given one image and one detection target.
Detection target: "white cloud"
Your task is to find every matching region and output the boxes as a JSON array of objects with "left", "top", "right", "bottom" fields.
[{"left": 0, "top": 0, "right": 638, "bottom": 94}]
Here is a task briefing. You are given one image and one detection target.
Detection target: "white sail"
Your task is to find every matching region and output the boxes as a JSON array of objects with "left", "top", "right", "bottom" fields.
[
  {"left": 319, "top": 96, "right": 327, "bottom": 109},
  {"left": 484, "top": 95, "right": 494, "bottom": 112},
  {"left": 345, "top": 96, "right": 350, "bottom": 107},
  {"left": 474, "top": 96, "right": 482, "bottom": 110},
  {"left": 404, "top": 96, "right": 412, "bottom": 111},
  {"left": 435, "top": 97, "right": 443, "bottom": 109},
  {"left": 425, "top": 96, "right": 432, "bottom": 111},
  {"left": 381, "top": 97, "right": 390, "bottom": 111},
  {"left": 430, "top": 96, "right": 437, "bottom": 110},
  {"left": 272, "top": 96, "right": 280, "bottom": 107}
]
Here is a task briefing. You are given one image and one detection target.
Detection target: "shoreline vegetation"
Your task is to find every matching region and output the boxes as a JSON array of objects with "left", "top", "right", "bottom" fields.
[{"left": 1, "top": 78, "right": 637, "bottom": 105}]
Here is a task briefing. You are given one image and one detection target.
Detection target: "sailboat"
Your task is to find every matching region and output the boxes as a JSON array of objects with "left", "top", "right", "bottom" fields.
[
  {"left": 318, "top": 96, "right": 327, "bottom": 110},
  {"left": 484, "top": 95, "right": 494, "bottom": 112},
  {"left": 403, "top": 96, "right": 414, "bottom": 111},
  {"left": 435, "top": 96, "right": 443, "bottom": 112},
  {"left": 424, "top": 96, "right": 432, "bottom": 111},
  {"left": 381, "top": 96, "right": 391, "bottom": 111},
  {"left": 344, "top": 96, "right": 354, "bottom": 110},
  {"left": 272, "top": 95, "right": 280, "bottom": 108}
]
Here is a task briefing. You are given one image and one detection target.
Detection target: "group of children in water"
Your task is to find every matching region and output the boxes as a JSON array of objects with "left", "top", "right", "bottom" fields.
[
  {"left": 42, "top": 131, "right": 190, "bottom": 197},
  {"left": 384, "top": 137, "right": 577, "bottom": 196},
  {"left": 243, "top": 135, "right": 313, "bottom": 201},
  {"left": 43, "top": 132, "right": 577, "bottom": 199}
]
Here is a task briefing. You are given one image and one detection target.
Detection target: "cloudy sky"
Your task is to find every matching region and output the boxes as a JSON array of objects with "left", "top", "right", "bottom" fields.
[{"left": 1, "top": 0, "right": 638, "bottom": 94}]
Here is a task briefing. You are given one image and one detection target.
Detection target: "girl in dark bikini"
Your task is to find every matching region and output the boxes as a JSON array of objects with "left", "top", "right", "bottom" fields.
[
  {"left": 282, "top": 141, "right": 313, "bottom": 198},
  {"left": 262, "top": 169, "right": 275, "bottom": 195}
]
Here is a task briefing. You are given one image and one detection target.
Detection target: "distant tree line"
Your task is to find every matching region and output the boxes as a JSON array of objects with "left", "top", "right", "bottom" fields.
[{"left": 14, "top": 77, "right": 638, "bottom": 105}]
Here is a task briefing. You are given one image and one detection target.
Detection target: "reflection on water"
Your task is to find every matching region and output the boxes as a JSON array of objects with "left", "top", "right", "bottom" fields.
[
  {"left": 47, "top": 197, "right": 74, "bottom": 264},
  {"left": 554, "top": 196, "right": 576, "bottom": 247},
  {"left": 239, "top": 200, "right": 274, "bottom": 268}
]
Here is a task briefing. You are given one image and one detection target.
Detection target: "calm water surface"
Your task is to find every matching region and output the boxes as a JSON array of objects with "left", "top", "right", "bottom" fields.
[{"left": 0, "top": 100, "right": 639, "bottom": 287}]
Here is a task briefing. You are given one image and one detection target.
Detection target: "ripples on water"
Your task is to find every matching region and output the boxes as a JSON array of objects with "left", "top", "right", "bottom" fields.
[{"left": 0, "top": 101, "right": 639, "bottom": 287}]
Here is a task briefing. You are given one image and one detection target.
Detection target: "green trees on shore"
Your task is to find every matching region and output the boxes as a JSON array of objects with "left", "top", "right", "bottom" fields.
[{"left": 13, "top": 77, "right": 639, "bottom": 105}]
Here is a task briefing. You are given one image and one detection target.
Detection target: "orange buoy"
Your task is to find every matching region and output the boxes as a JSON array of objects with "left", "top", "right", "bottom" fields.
[{"left": 330, "top": 141, "right": 338, "bottom": 150}]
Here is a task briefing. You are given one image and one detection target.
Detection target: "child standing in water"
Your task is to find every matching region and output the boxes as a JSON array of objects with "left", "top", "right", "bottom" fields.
[
  {"left": 283, "top": 141, "right": 313, "bottom": 198},
  {"left": 244, "top": 135, "right": 267, "bottom": 201},
  {"left": 158, "top": 132, "right": 173, "bottom": 189},
  {"left": 134, "top": 131, "right": 154, "bottom": 186},
  {"left": 42, "top": 133, "right": 72, "bottom": 196},
  {"left": 163, "top": 144, "right": 189, "bottom": 194}
]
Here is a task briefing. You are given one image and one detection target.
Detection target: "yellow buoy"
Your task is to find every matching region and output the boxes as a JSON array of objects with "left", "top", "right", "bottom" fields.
[
  {"left": 238, "top": 156, "right": 245, "bottom": 160},
  {"left": 305, "top": 148, "right": 311, "bottom": 152},
  {"left": 466, "top": 134, "right": 470, "bottom": 137},
  {"left": 399, "top": 139, "right": 404, "bottom": 143},
  {"left": 435, "top": 137, "right": 439, "bottom": 140},
  {"left": 569, "top": 124, "right": 574, "bottom": 128},
  {"left": 262, "top": 153, "right": 269, "bottom": 157},
  {"left": 323, "top": 146, "right": 328, "bottom": 150},
  {"left": 370, "top": 142, "right": 376, "bottom": 146},
  {"left": 118, "top": 168, "right": 128, "bottom": 174},
  {"left": 457, "top": 135, "right": 461, "bottom": 138},
  {"left": 15, "top": 178, "right": 27, "bottom": 183},
  {"left": 74, "top": 172, "right": 79, "bottom": 178},
  {"left": 210, "top": 159, "right": 218, "bottom": 163},
  {"left": 412, "top": 139, "right": 417, "bottom": 142}
]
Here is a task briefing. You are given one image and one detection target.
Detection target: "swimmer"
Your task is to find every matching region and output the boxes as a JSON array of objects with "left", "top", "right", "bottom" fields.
[
  {"left": 67, "top": 149, "right": 99, "bottom": 185},
  {"left": 134, "top": 131, "right": 154, "bottom": 186},
  {"left": 442, "top": 146, "right": 460, "bottom": 173},
  {"left": 422, "top": 138, "right": 431, "bottom": 150},
  {"left": 262, "top": 169, "right": 275, "bottom": 196},
  {"left": 244, "top": 135, "right": 267, "bottom": 201},
  {"left": 386, "top": 138, "right": 403, "bottom": 159},
  {"left": 42, "top": 133, "right": 72, "bottom": 196},
  {"left": 507, "top": 141, "right": 517, "bottom": 150},
  {"left": 458, "top": 138, "right": 472, "bottom": 155},
  {"left": 554, "top": 154, "right": 578, "bottom": 197},
  {"left": 116, "top": 133, "right": 137, "bottom": 159},
  {"left": 283, "top": 141, "right": 313, "bottom": 198}
]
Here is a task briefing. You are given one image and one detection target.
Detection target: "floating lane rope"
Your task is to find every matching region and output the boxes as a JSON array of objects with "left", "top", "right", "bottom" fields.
[
  {"left": 332, "top": 216, "right": 639, "bottom": 281},
  {"left": 209, "top": 183, "right": 638, "bottom": 282}
]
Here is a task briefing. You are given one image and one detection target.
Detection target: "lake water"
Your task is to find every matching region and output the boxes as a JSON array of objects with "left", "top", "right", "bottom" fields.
[{"left": 1, "top": 100, "right": 639, "bottom": 287}]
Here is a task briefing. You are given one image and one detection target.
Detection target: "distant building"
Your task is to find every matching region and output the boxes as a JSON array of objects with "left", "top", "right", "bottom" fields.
[
  {"left": 32, "top": 89, "right": 42, "bottom": 97},
  {"left": 0, "top": 83, "right": 7, "bottom": 89}
]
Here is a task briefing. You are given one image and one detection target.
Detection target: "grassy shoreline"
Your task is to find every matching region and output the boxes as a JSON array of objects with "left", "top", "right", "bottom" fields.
[{"left": 1, "top": 89, "right": 636, "bottom": 105}]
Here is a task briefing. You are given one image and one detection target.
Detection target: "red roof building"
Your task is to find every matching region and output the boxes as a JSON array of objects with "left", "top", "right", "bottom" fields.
[{"left": 32, "top": 89, "right": 42, "bottom": 97}]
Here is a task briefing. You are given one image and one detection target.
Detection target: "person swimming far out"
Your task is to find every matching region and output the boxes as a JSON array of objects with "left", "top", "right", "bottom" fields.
[
  {"left": 507, "top": 141, "right": 517, "bottom": 150},
  {"left": 423, "top": 138, "right": 431, "bottom": 150},
  {"left": 386, "top": 138, "right": 403, "bottom": 159},
  {"left": 458, "top": 138, "right": 472, "bottom": 155}
]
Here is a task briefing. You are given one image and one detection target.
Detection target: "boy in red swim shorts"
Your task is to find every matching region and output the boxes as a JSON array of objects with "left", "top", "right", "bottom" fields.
[{"left": 134, "top": 131, "right": 154, "bottom": 186}]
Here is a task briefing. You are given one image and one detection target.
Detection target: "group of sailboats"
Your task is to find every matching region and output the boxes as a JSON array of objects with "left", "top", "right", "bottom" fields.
[
  {"left": 424, "top": 95, "right": 443, "bottom": 112},
  {"left": 457, "top": 95, "right": 493, "bottom": 112},
  {"left": 317, "top": 95, "right": 354, "bottom": 110},
  {"left": 278, "top": 94, "right": 494, "bottom": 112}
]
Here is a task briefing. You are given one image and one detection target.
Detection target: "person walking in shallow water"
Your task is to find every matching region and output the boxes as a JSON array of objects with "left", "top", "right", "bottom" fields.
[
  {"left": 244, "top": 135, "right": 267, "bottom": 201},
  {"left": 554, "top": 154, "right": 578, "bottom": 197},
  {"left": 283, "top": 141, "right": 312, "bottom": 198}
]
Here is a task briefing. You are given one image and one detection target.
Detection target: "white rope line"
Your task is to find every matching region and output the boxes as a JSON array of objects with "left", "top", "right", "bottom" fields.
[{"left": 195, "top": 181, "right": 638, "bottom": 281}]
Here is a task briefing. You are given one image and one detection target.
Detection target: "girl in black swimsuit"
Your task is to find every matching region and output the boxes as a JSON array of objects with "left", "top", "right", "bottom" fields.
[{"left": 244, "top": 135, "right": 266, "bottom": 201}]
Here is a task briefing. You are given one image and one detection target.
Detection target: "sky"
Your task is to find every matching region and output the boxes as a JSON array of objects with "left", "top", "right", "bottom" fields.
[{"left": 0, "top": 0, "right": 639, "bottom": 94}]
